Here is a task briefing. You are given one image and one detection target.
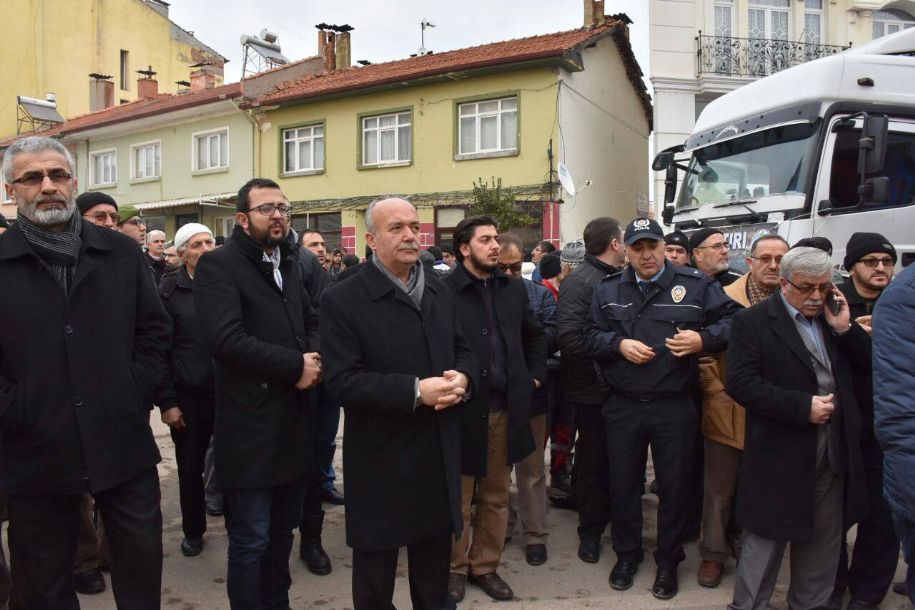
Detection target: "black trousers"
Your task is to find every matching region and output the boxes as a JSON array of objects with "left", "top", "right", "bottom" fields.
[
  {"left": 7, "top": 467, "right": 162, "bottom": 610},
  {"left": 835, "top": 442, "right": 900, "bottom": 604},
  {"left": 352, "top": 533, "right": 454, "bottom": 610},
  {"left": 298, "top": 471, "right": 324, "bottom": 534},
  {"left": 171, "top": 388, "right": 216, "bottom": 540},
  {"left": 603, "top": 395, "right": 698, "bottom": 569},
  {"left": 571, "top": 402, "right": 611, "bottom": 542}
]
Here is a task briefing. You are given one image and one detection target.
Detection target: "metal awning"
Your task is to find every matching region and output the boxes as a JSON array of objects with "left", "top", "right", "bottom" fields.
[{"left": 134, "top": 192, "right": 236, "bottom": 211}]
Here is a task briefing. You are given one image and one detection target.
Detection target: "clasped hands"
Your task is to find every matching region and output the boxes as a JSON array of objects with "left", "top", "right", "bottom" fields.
[
  {"left": 419, "top": 370, "right": 469, "bottom": 410},
  {"left": 619, "top": 329, "right": 703, "bottom": 364}
]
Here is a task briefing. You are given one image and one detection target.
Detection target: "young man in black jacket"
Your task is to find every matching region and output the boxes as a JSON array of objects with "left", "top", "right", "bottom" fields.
[
  {"left": 444, "top": 217, "right": 546, "bottom": 603},
  {"left": 194, "top": 178, "right": 321, "bottom": 609},
  {"left": 555, "top": 217, "right": 626, "bottom": 564}
]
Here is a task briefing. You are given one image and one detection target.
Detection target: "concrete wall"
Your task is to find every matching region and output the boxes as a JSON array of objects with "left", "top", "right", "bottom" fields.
[
  {"left": 558, "top": 35, "right": 651, "bottom": 241},
  {"left": 0, "top": 0, "right": 224, "bottom": 139}
]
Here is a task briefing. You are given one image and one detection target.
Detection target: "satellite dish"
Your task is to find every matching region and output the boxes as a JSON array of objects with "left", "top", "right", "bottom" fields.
[{"left": 557, "top": 163, "right": 576, "bottom": 197}]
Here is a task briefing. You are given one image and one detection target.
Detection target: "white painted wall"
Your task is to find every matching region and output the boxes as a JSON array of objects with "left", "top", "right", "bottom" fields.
[{"left": 557, "top": 35, "right": 651, "bottom": 242}]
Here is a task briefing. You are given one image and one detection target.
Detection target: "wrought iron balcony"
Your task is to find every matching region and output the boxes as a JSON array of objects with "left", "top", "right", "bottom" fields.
[{"left": 696, "top": 33, "right": 849, "bottom": 78}]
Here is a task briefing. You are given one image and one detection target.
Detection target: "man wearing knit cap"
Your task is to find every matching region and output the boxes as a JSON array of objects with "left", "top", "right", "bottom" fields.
[
  {"left": 156, "top": 222, "right": 218, "bottom": 559},
  {"left": 116, "top": 204, "right": 146, "bottom": 245},
  {"left": 829, "top": 232, "right": 899, "bottom": 610},
  {"left": 689, "top": 228, "right": 742, "bottom": 286},
  {"left": 664, "top": 231, "right": 690, "bottom": 267},
  {"left": 538, "top": 253, "right": 562, "bottom": 300},
  {"left": 77, "top": 192, "right": 119, "bottom": 229}
]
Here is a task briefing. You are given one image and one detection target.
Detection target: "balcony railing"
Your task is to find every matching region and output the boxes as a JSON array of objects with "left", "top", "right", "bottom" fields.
[{"left": 696, "top": 33, "right": 849, "bottom": 78}]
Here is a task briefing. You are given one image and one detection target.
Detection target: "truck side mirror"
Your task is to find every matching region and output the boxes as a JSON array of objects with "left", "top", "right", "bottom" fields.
[
  {"left": 861, "top": 176, "right": 889, "bottom": 206},
  {"left": 861, "top": 114, "right": 888, "bottom": 174},
  {"left": 652, "top": 151, "right": 674, "bottom": 171},
  {"left": 664, "top": 164, "right": 677, "bottom": 204}
]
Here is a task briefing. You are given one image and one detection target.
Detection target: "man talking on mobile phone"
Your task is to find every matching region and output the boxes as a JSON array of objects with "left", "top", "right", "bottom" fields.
[{"left": 725, "top": 247, "right": 870, "bottom": 610}]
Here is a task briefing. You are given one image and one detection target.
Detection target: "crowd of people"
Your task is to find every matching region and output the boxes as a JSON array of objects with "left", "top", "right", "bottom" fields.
[{"left": 0, "top": 134, "right": 912, "bottom": 610}]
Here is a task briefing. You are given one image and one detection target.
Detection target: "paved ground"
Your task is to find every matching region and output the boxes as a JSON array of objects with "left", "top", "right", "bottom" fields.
[{"left": 73, "top": 415, "right": 912, "bottom": 610}]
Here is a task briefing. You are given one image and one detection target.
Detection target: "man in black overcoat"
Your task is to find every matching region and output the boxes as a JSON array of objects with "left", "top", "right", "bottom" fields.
[
  {"left": 194, "top": 178, "right": 322, "bottom": 610},
  {"left": 726, "top": 247, "right": 869, "bottom": 610},
  {"left": 443, "top": 216, "right": 546, "bottom": 602},
  {"left": 0, "top": 136, "right": 170, "bottom": 609},
  {"left": 320, "top": 197, "right": 477, "bottom": 610}
]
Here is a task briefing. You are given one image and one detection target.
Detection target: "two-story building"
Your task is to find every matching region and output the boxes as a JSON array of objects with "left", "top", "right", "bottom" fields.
[
  {"left": 650, "top": 0, "right": 915, "bottom": 201},
  {"left": 245, "top": 6, "right": 652, "bottom": 254}
]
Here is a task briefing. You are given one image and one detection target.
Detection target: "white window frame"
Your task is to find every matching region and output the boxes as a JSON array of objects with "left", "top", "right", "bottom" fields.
[
  {"left": 130, "top": 139, "right": 161, "bottom": 181},
  {"left": 282, "top": 124, "right": 325, "bottom": 174},
  {"left": 1, "top": 173, "right": 13, "bottom": 203},
  {"left": 457, "top": 96, "right": 519, "bottom": 157},
  {"left": 214, "top": 216, "right": 234, "bottom": 238},
  {"left": 361, "top": 111, "right": 412, "bottom": 167},
  {"left": 191, "top": 127, "right": 229, "bottom": 172},
  {"left": 89, "top": 148, "right": 118, "bottom": 187}
]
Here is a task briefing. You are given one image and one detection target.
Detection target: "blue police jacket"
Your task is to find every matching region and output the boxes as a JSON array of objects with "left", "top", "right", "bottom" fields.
[{"left": 586, "top": 262, "right": 743, "bottom": 400}]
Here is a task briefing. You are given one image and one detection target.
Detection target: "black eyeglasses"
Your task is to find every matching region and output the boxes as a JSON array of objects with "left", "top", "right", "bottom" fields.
[
  {"left": 247, "top": 203, "right": 292, "bottom": 217},
  {"left": 11, "top": 170, "right": 73, "bottom": 186},
  {"left": 121, "top": 218, "right": 144, "bottom": 227},
  {"left": 499, "top": 262, "right": 523, "bottom": 273},
  {"left": 857, "top": 257, "right": 894, "bottom": 268},
  {"left": 784, "top": 278, "right": 832, "bottom": 296},
  {"left": 748, "top": 255, "right": 783, "bottom": 265}
]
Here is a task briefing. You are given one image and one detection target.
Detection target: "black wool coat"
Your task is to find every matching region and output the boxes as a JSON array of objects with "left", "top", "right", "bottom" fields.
[
  {"left": 320, "top": 262, "right": 478, "bottom": 551},
  {"left": 155, "top": 267, "right": 215, "bottom": 410},
  {"left": 194, "top": 225, "right": 319, "bottom": 490},
  {"left": 726, "top": 295, "right": 870, "bottom": 542},
  {"left": 0, "top": 223, "right": 170, "bottom": 494},
  {"left": 443, "top": 265, "right": 547, "bottom": 475}
]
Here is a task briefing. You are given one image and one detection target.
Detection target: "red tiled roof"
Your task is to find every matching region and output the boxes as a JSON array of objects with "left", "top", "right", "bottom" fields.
[
  {"left": 256, "top": 20, "right": 637, "bottom": 104},
  {"left": 254, "top": 20, "right": 652, "bottom": 129},
  {"left": 0, "top": 83, "right": 242, "bottom": 147}
]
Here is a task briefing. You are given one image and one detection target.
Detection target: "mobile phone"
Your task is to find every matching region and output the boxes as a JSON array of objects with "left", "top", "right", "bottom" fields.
[{"left": 825, "top": 289, "right": 840, "bottom": 316}]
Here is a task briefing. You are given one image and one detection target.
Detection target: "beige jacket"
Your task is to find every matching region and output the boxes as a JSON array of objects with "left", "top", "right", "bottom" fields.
[{"left": 699, "top": 273, "right": 751, "bottom": 449}]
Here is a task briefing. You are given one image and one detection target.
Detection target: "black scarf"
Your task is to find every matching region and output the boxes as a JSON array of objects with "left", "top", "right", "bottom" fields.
[{"left": 18, "top": 210, "right": 83, "bottom": 295}]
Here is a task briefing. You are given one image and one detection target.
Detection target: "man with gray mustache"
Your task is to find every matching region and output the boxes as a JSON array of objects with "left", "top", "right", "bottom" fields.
[{"left": 0, "top": 135, "right": 170, "bottom": 609}]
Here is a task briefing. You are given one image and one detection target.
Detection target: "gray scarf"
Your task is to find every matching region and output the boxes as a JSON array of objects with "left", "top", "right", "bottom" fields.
[
  {"left": 373, "top": 255, "right": 425, "bottom": 309},
  {"left": 18, "top": 211, "right": 82, "bottom": 296}
]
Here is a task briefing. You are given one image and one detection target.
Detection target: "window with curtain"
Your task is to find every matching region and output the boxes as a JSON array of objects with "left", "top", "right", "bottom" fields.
[
  {"left": 131, "top": 141, "right": 161, "bottom": 180},
  {"left": 193, "top": 128, "right": 229, "bottom": 171},
  {"left": 873, "top": 9, "right": 915, "bottom": 39},
  {"left": 283, "top": 125, "right": 325, "bottom": 173},
  {"left": 458, "top": 96, "right": 518, "bottom": 155},
  {"left": 362, "top": 111, "right": 411, "bottom": 166},
  {"left": 89, "top": 149, "right": 117, "bottom": 186}
]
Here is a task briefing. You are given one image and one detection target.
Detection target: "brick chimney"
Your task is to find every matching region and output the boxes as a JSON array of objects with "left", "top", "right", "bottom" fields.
[
  {"left": 336, "top": 31, "right": 351, "bottom": 69},
  {"left": 583, "top": 0, "right": 605, "bottom": 27},
  {"left": 318, "top": 30, "right": 327, "bottom": 57},
  {"left": 323, "top": 31, "right": 337, "bottom": 72},
  {"left": 190, "top": 68, "right": 216, "bottom": 91},
  {"left": 137, "top": 77, "right": 159, "bottom": 99}
]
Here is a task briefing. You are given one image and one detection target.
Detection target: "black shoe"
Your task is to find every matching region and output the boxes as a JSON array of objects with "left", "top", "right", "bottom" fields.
[
  {"left": 609, "top": 558, "right": 639, "bottom": 591},
  {"left": 846, "top": 600, "right": 879, "bottom": 610},
  {"left": 299, "top": 512, "right": 331, "bottom": 575},
  {"left": 652, "top": 567, "right": 678, "bottom": 600},
  {"left": 205, "top": 504, "right": 223, "bottom": 517},
  {"left": 525, "top": 543, "right": 547, "bottom": 566},
  {"left": 448, "top": 572, "right": 466, "bottom": 603},
  {"left": 73, "top": 568, "right": 106, "bottom": 594},
  {"left": 892, "top": 581, "right": 908, "bottom": 596},
  {"left": 548, "top": 492, "right": 577, "bottom": 510},
  {"left": 577, "top": 538, "right": 600, "bottom": 563},
  {"left": 180, "top": 537, "right": 204, "bottom": 557},
  {"left": 322, "top": 486, "right": 345, "bottom": 505}
]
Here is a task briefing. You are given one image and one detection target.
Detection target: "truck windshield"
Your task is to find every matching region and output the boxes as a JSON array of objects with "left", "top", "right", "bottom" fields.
[{"left": 677, "top": 120, "right": 821, "bottom": 209}]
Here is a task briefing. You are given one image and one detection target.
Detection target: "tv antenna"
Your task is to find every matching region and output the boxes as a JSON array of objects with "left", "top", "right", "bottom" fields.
[{"left": 418, "top": 18, "right": 435, "bottom": 55}]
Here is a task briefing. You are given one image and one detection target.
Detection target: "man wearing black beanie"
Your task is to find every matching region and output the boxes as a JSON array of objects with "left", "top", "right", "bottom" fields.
[
  {"left": 688, "top": 228, "right": 741, "bottom": 286},
  {"left": 830, "top": 232, "right": 899, "bottom": 610}
]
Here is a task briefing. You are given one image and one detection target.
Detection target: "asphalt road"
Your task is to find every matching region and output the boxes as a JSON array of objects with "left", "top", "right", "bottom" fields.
[{"left": 72, "top": 414, "right": 912, "bottom": 610}]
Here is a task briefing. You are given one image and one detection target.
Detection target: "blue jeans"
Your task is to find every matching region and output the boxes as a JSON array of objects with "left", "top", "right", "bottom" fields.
[
  {"left": 315, "top": 385, "right": 340, "bottom": 490},
  {"left": 223, "top": 479, "right": 307, "bottom": 610},
  {"left": 892, "top": 509, "right": 915, "bottom": 605}
]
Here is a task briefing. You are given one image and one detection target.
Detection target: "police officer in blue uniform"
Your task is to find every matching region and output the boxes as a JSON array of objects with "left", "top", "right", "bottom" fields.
[{"left": 586, "top": 218, "right": 743, "bottom": 600}]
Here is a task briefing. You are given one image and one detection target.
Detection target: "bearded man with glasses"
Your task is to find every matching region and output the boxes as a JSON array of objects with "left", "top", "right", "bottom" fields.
[
  {"left": 689, "top": 228, "right": 743, "bottom": 286},
  {"left": 0, "top": 136, "right": 170, "bottom": 609},
  {"left": 194, "top": 177, "right": 321, "bottom": 609},
  {"left": 827, "top": 232, "right": 900, "bottom": 610}
]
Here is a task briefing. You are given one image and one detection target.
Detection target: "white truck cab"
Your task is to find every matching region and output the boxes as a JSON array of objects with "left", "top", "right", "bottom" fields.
[{"left": 655, "top": 28, "right": 915, "bottom": 273}]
